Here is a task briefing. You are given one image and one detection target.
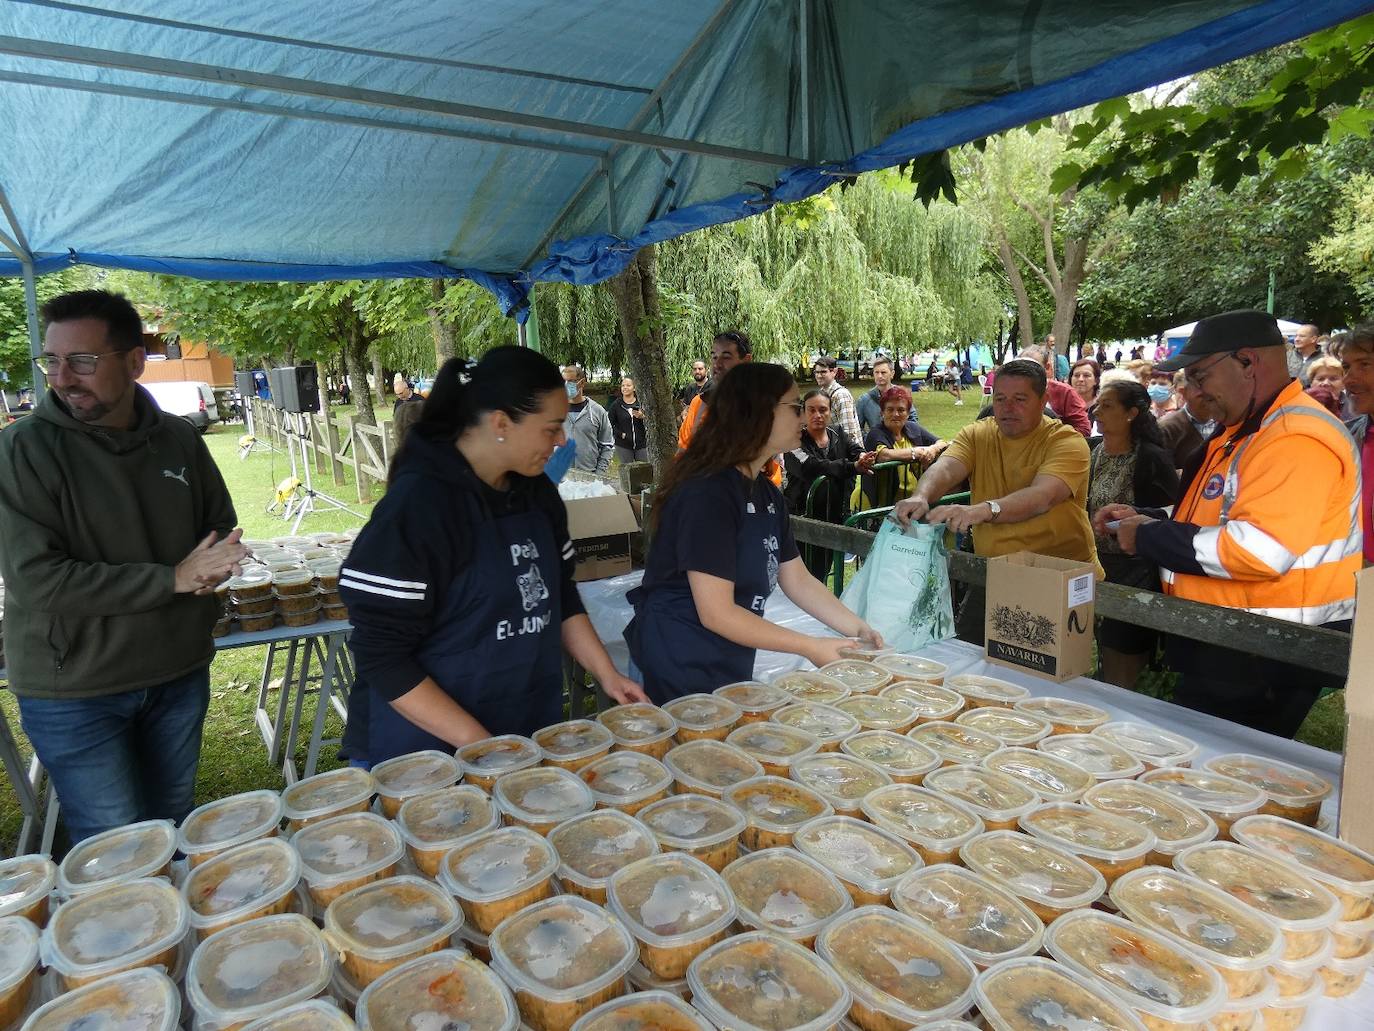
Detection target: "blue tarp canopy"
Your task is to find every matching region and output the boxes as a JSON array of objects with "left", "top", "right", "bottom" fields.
[{"left": 1, "top": 0, "right": 1371, "bottom": 317}]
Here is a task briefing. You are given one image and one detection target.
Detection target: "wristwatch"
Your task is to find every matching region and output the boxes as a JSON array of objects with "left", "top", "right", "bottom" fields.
[{"left": 985, "top": 499, "right": 1002, "bottom": 522}]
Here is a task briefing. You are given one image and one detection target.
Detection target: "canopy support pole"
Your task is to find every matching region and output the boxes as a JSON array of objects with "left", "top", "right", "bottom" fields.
[
  {"left": 603, "top": 159, "right": 619, "bottom": 238},
  {"left": 0, "top": 183, "right": 42, "bottom": 389},
  {"left": 798, "top": 0, "right": 811, "bottom": 162}
]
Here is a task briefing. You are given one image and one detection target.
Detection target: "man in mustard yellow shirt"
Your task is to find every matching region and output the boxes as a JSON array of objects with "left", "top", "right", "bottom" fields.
[{"left": 894, "top": 358, "right": 1101, "bottom": 641}]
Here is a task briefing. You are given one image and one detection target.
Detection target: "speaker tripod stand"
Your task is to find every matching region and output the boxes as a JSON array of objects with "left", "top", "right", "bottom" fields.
[{"left": 267, "top": 411, "right": 364, "bottom": 533}]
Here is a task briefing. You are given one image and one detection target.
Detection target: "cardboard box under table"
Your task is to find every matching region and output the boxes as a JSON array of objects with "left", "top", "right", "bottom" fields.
[
  {"left": 565, "top": 492, "right": 640, "bottom": 582},
  {"left": 984, "top": 551, "right": 1096, "bottom": 683}
]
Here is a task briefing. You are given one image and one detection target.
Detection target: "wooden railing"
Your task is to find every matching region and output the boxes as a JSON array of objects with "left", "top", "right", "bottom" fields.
[{"left": 248, "top": 398, "right": 394, "bottom": 501}]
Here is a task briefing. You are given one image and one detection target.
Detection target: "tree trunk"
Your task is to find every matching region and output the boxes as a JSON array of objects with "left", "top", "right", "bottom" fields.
[
  {"left": 428, "top": 278, "right": 457, "bottom": 367},
  {"left": 608, "top": 245, "right": 676, "bottom": 479},
  {"left": 1051, "top": 236, "right": 1089, "bottom": 360},
  {"left": 995, "top": 232, "right": 1035, "bottom": 352},
  {"left": 338, "top": 298, "right": 377, "bottom": 427},
  {"left": 371, "top": 352, "right": 386, "bottom": 408}
]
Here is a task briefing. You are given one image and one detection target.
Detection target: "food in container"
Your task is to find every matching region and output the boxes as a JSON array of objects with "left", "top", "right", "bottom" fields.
[
  {"left": 636, "top": 794, "right": 745, "bottom": 871},
  {"left": 1082, "top": 780, "right": 1217, "bottom": 863},
  {"left": 908, "top": 721, "right": 1002, "bottom": 767},
  {"left": 237, "top": 610, "right": 278, "bottom": 632},
  {"left": 770, "top": 701, "right": 860, "bottom": 750},
  {"left": 547, "top": 810, "right": 658, "bottom": 904},
  {"left": 272, "top": 569, "right": 316, "bottom": 596},
  {"left": 20, "top": 967, "right": 180, "bottom": 1031},
  {"left": 722, "top": 775, "right": 833, "bottom": 850},
  {"left": 860, "top": 784, "right": 983, "bottom": 865},
  {"left": 817, "top": 659, "right": 892, "bottom": 694},
  {"left": 834, "top": 695, "right": 920, "bottom": 734},
  {"left": 881, "top": 680, "right": 965, "bottom": 722},
  {"left": 457, "top": 735, "right": 541, "bottom": 791},
  {"left": 309, "top": 560, "right": 342, "bottom": 591},
  {"left": 244, "top": 1000, "right": 357, "bottom": 1029},
  {"left": 840, "top": 730, "right": 940, "bottom": 783},
  {"left": 792, "top": 815, "right": 921, "bottom": 906},
  {"left": 607, "top": 854, "right": 735, "bottom": 979},
  {"left": 770, "top": 670, "right": 851, "bottom": 705},
  {"left": 1139, "top": 769, "right": 1266, "bottom": 840},
  {"left": 982, "top": 746, "right": 1094, "bottom": 802},
  {"left": 955, "top": 707, "right": 1052, "bottom": 747},
  {"left": 0, "top": 854, "right": 55, "bottom": 926},
  {"left": 922, "top": 765, "right": 1039, "bottom": 832},
  {"left": 578, "top": 752, "right": 672, "bottom": 815},
  {"left": 436, "top": 826, "right": 557, "bottom": 933},
  {"left": 1018, "top": 802, "right": 1156, "bottom": 885},
  {"left": 395, "top": 784, "right": 500, "bottom": 877},
  {"left": 273, "top": 587, "right": 320, "bottom": 615},
  {"left": 279, "top": 602, "right": 321, "bottom": 628},
  {"left": 493, "top": 766, "right": 595, "bottom": 834},
  {"left": 837, "top": 643, "right": 892, "bottom": 662},
  {"left": 789, "top": 753, "right": 893, "bottom": 814},
  {"left": 1201, "top": 754, "right": 1333, "bottom": 827},
  {"left": 323, "top": 876, "right": 463, "bottom": 987},
  {"left": 873, "top": 652, "right": 949, "bottom": 685},
  {"left": 973, "top": 957, "right": 1149, "bottom": 1031},
  {"left": 183, "top": 838, "right": 301, "bottom": 942},
  {"left": 959, "top": 830, "right": 1105, "bottom": 924},
  {"left": 661, "top": 694, "right": 741, "bottom": 742},
  {"left": 724, "top": 722, "right": 820, "bottom": 777},
  {"left": 569, "top": 990, "right": 712, "bottom": 1031},
  {"left": 1230, "top": 814, "right": 1374, "bottom": 920},
  {"left": 662, "top": 739, "right": 763, "bottom": 798},
  {"left": 944, "top": 673, "right": 1028, "bottom": 709},
  {"left": 1037, "top": 734, "right": 1145, "bottom": 780},
  {"left": 712, "top": 681, "right": 789, "bottom": 722},
  {"left": 1109, "top": 866, "right": 1284, "bottom": 998},
  {"left": 1331, "top": 909, "right": 1374, "bottom": 958},
  {"left": 1317, "top": 946, "right": 1373, "bottom": 997},
  {"left": 356, "top": 949, "right": 518, "bottom": 1031},
  {"left": 185, "top": 913, "right": 331, "bottom": 1030},
  {"left": 456, "top": 921, "right": 492, "bottom": 964},
  {"left": 57, "top": 819, "right": 177, "bottom": 895},
  {"left": 44, "top": 876, "right": 189, "bottom": 991},
  {"left": 1012, "top": 695, "right": 1111, "bottom": 735},
  {"left": 322, "top": 602, "right": 349, "bottom": 621},
  {"left": 626, "top": 963, "right": 691, "bottom": 1002},
  {"left": 178, "top": 790, "right": 283, "bottom": 867},
  {"left": 723, "top": 847, "right": 852, "bottom": 947},
  {"left": 596, "top": 704, "right": 677, "bottom": 759},
  {"left": 228, "top": 569, "right": 274, "bottom": 601},
  {"left": 534, "top": 719, "right": 614, "bottom": 772},
  {"left": 281, "top": 766, "right": 375, "bottom": 832},
  {"left": 1257, "top": 972, "right": 1320, "bottom": 1031},
  {"left": 212, "top": 615, "right": 234, "bottom": 638},
  {"left": 891, "top": 863, "right": 1043, "bottom": 969},
  {"left": 686, "top": 931, "right": 850, "bottom": 1031},
  {"left": 293, "top": 812, "right": 403, "bottom": 909},
  {"left": 1093, "top": 721, "right": 1200, "bottom": 770},
  {"left": 0, "top": 916, "right": 38, "bottom": 1029},
  {"left": 370, "top": 750, "right": 462, "bottom": 818},
  {"left": 1265, "top": 931, "right": 1333, "bottom": 996}
]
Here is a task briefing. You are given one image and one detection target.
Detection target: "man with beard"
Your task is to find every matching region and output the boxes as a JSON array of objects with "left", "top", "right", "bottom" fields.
[{"left": 677, "top": 359, "right": 708, "bottom": 414}]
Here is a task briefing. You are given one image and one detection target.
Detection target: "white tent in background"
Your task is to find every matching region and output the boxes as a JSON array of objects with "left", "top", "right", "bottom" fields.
[{"left": 1164, "top": 318, "right": 1306, "bottom": 340}]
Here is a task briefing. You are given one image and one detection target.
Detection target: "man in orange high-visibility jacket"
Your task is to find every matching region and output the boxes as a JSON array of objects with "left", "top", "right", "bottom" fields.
[
  {"left": 1096, "top": 310, "right": 1360, "bottom": 738},
  {"left": 679, "top": 329, "right": 783, "bottom": 487}
]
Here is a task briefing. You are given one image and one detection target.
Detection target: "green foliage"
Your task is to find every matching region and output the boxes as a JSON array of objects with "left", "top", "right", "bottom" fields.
[
  {"left": 1311, "top": 172, "right": 1374, "bottom": 310},
  {"left": 0, "top": 267, "right": 100, "bottom": 387}
]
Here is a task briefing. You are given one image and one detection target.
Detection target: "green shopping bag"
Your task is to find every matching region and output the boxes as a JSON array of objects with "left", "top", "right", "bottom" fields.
[{"left": 840, "top": 517, "right": 955, "bottom": 651}]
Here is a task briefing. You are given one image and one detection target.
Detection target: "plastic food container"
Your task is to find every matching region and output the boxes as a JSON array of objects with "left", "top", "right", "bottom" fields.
[
  {"left": 237, "top": 610, "right": 278, "bottom": 632},
  {"left": 724, "top": 722, "right": 820, "bottom": 777},
  {"left": 0, "top": 916, "right": 38, "bottom": 1029},
  {"left": 323, "top": 876, "right": 464, "bottom": 988},
  {"left": 771, "top": 670, "right": 851, "bottom": 705},
  {"left": 724, "top": 847, "right": 852, "bottom": 947},
  {"left": 1139, "top": 768, "right": 1266, "bottom": 840},
  {"left": 456, "top": 921, "right": 492, "bottom": 964},
  {"left": 873, "top": 652, "right": 949, "bottom": 685},
  {"left": 922, "top": 764, "right": 1040, "bottom": 831},
  {"left": 371, "top": 750, "right": 462, "bottom": 818},
  {"left": 1109, "top": 866, "right": 1284, "bottom": 998},
  {"left": 534, "top": 719, "right": 614, "bottom": 772},
  {"left": 662, "top": 739, "right": 763, "bottom": 798},
  {"left": 789, "top": 754, "right": 893, "bottom": 814},
  {"left": 908, "top": 721, "right": 1003, "bottom": 767},
  {"left": 273, "top": 587, "right": 320, "bottom": 615},
  {"left": 686, "top": 931, "right": 851, "bottom": 1031},
  {"left": 436, "top": 826, "right": 558, "bottom": 934},
  {"left": 493, "top": 766, "right": 595, "bottom": 834},
  {"left": 607, "top": 854, "right": 735, "bottom": 979},
  {"left": 547, "top": 810, "right": 659, "bottom": 904},
  {"left": 1082, "top": 779, "right": 1218, "bottom": 863},
  {"left": 722, "top": 775, "right": 833, "bottom": 850},
  {"left": 1257, "top": 971, "right": 1319, "bottom": 1030},
  {"left": 279, "top": 602, "right": 321, "bottom": 627},
  {"left": 1230, "top": 815, "right": 1374, "bottom": 921},
  {"left": 891, "top": 863, "right": 1043, "bottom": 969},
  {"left": 241, "top": 1000, "right": 356, "bottom": 1030},
  {"left": 881, "top": 680, "right": 965, "bottom": 722},
  {"left": 1331, "top": 909, "right": 1374, "bottom": 958},
  {"left": 183, "top": 838, "right": 301, "bottom": 942},
  {"left": 578, "top": 752, "right": 673, "bottom": 815},
  {"left": 1317, "top": 946, "right": 1374, "bottom": 997},
  {"left": 944, "top": 673, "right": 1028, "bottom": 709},
  {"left": 20, "top": 967, "right": 180, "bottom": 1031},
  {"left": 293, "top": 812, "right": 404, "bottom": 909},
  {"left": 1018, "top": 802, "right": 1156, "bottom": 885},
  {"left": 860, "top": 784, "right": 983, "bottom": 865},
  {"left": 637, "top": 794, "right": 745, "bottom": 871},
  {"left": 185, "top": 913, "right": 331, "bottom": 1030},
  {"left": 817, "top": 905, "right": 976, "bottom": 1031},
  {"left": 982, "top": 746, "right": 1095, "bottom": 802},
  {"left": 43, "top": 876, "right": 189, "bottom": 991},
  {"left": 396, "top": 784, "right": 500, "bottom": 877},
  {"left": 1011, "top": 695, "right": 1111, "bottom": 735},
  {"left": 0, "top": 854, "right": 55, "bottom": 926},
  {"left": 1037, "top": 734, "right": 1145, "bottom": 780},
  {"left": 356, "top": 949, "right": 519, "bottom": 1031},
  {"left": 596, "top": 703, "right": 678, "bottom": 759},
  {"left": 569, "top": 990, "right": 713, "bottom": 1031},
  {"left": 974, "top": 957, "right": 1149, "bottom": 1031},
  {"left": 662, "top": 694, "right": 741, "bottom": 742},
  {"left": 57, "top": 819, "right": 177, "bottom": 895},
  {"left": 626, "top": 962, "right": 691, "bottom": 1002},
  {"left": 178, "top": 790, "right": 283, "bottom": 867},
  {"left": 228, "top": 569, "right": 274, "bottom": 601},
  {"left": 817, "top": 659, "right": 892, "bottom": 694},
  {"left": 959, "top": 830, "right": 1105, "bottom": 924},
  {"left": 271, "top": 568, "right": 315, "bottom": 595},
  {"left": 955, "top": 707, "right": 1052, "bottom": 746},
  {"left": 713, "top": 680, "right": 789, "bottom": 722},
  {"left": 1201, "top": 754, "right": 1333, "bottom": 827},
  {"left": 458, "top": 735, "right": 542, "bottom": 791},
  {"left": 1267, "top": 931, "right": 1335, "bottom": 996},
  {"left": 282, "top": 766, "right": 375, "bottom": 832},
  {"left": 792, "top": 815, "right": 921, "bottom": 906},
  {"left": 770, "top": 701, "right": 860, "bottom": 750},
  {"left": 834, "top": 695, "right": 920, "bottom": 734},
  {"left": 841, "top": 730, "right": 940, "bottom": 783},
  {"left": 1093, "top": 721, "right": 1200, "bottom": 770}
]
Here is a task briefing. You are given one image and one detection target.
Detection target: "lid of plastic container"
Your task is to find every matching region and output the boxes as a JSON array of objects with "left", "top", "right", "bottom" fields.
[
  {"left": 662, "top": 693, "right": 742, "bottom": 731},
  {"left": 0, "top": 853, "right": 56, "bottom": 918},
  {"left": 578, "top": 752, "right": 673, "bottom": 806},
  {"left": 548, "top": 811, "right": 659, "bottom": 890},
  {"left": 1175, "top": 840, "right": 1343, "bottom": 932},
  {"left": 21, "top": 967, "right": 181, "bottom": 1031},
  {"left": 490, "top": 894, "right": 638, "bottom": 1003},
  {"left": 357, "top": 949, "right": 519, "bottom": 1031},
  {"left": 770, "top": 702, "right": 860, "bottom": 744},
  {"left": 1037, "top": 735, "right": 1145, "bottom": 780},
  {"left": 945, "top": 673, "right": 1029, "bottom": 706},
  {"left": 179, "top": 790, "right": 283, "bottom": 856},
  {"left": 663, "top": 739, "right": 764, "bottom": 793},
  {"left": 183, "top": 838, "right": 301, "bottom": 928},
  {"left": 881, "top": 681, "right": 965, "bottom": 720},
  {"left": 596, "top": 703, "right": 677, "bottom": 746},
  {"left": 873, "top": 652, "right": 949, "bottom": 683},
  {"left": 271, "top": 568, "right": 315, "bottom": 588},
  {"left": 955, "top": 707, "right": 1053, "bottom": 746},
  {"left": 240, "top": 999, "right": 357, "bottom": 1031},
  {"left": 570, "top": 990, "right": 714, "bottom": 1031},
  {"left": 723, "top": 847, "right": 852, "bottom": 940},
  {"left": 974, "top": 956, "right": 1149, "bottom": 1031},
  {"left": 281, "top": 766, "right": 375, "bottom": 823},
  {"left": 923, "top": 765, "right": 1040, "bottom": 824},
  {"left": 1202, "top": 753, "right": 1334, "bottom": 809},
  {"left": 725, "top": 723, "right": 821, "bottom": 770},
  {"left": 227, "top": 569, "right": 274, "bottom": 591},
  {"left": 861, "top": 784, "right": 984, "bottom": 852},
  {"left": 492, "top": 766, "right": 595, "bottom": 825},
  {"left": 841, "top": 731, "right": 941, "bottom": 780},
  {"left": 1019, "top": 802, "right": 1156, "bottom": 863},
  {"left": 790, "top": 753, "right": 893, "bottom": 811},
  {"left": 713, "top": 680, "right": 790, "bottom": 714},
  {"left": 371, "top": 750, "right": 463, "bottom": 801},
  {"left": 1231, "top": 815, "right": 1374, "bottom": 897},
  {"left": 1108, "top": 866, "right": 1284, "bottom": 970},
  {"left": 58, "top": 818, "right": 178, "bottom": 895},
  {"left": 908, "top": 721, "right": 1003, "bottom": 766},
  {"left": 834, "top": 695, "right": 920, "bottom": 731},
  {"left": 45, "top": 876, "right": 190, "bottom": 977},
  {"left": 436, "top": 826, "right": 557, "bottom": 903},
  {"left": 793, "top": 815, "right": 921, "bottom": 893},
  {"left": 456, "top": 735, "right": 541, "bottom": 779},
  {"left": 723, "top": 775, "right": 833, "bottom": 833},
  {"left": 982, "top": 747, "right": 1095, "bottom": 801},
  {"left": 323, "top": 876, "right": 463, "bottom": 962},
  {"left": 770, "top": 670, "right": 851, "bottom": 705},
  {"left": 1092, "top": 721, "right": 1199, "bottom": 767},
  {"left": 817, "top": 659, "right": 891, "bottom": 694},
  {"left": 1012, "top": 696, "right": 1111, "bottom": 730},
  {"left": 0, "top": 915, "right": 39, "bottom": 993},
  {"left": 186, "top": 913, "right": 331, "bottom": 1025},
  {"left": 638, "top": 794, "right": 746, "bottom": 851},
  {"left": 1082, "top": 780, "right": 1217, "bottom": 855},
  {"left": 958, "top": 831, "right": 1105, "bottom": 911},
  {"left": 293, "top": 812, "right": 404, "bottom": 889},
  {"left": 535, "top": 719, "right": 614, "bottom": 764},
  {"left": 817, "top": 906, "right": 977, "bottom": 1025},
  {"left": 606, "top": 853, "right": 735, "bottom": 947},
  {"left": 891, "top": 863, "right": 1044, "bottom": 966},
  {"left": 396, "top": 785, "right": 499, "bottom": 851},
  {"left": 686, "top": 931, "right": 851, "bottom": 1031},
  {"left": 1138, "top": 767, "right": 1267, "bottom": 817}
]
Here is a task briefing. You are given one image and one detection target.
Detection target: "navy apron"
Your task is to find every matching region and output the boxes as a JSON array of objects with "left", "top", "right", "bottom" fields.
[
  {"left": 627, "top": 481, "right": 784, "bottom": 703},
  {"left": 366, "top": 506, "right": 564, "bottom": 765}
]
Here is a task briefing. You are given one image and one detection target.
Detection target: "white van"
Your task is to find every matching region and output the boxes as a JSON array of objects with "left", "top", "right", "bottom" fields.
[{"left": 142, "top": 381, "right": 220, "bottom": 433}]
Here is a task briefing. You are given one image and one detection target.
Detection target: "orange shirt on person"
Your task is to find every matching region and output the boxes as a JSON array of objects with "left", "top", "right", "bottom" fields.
[{"left": 679, "top": 392, "right": 783, "bottom": 487}]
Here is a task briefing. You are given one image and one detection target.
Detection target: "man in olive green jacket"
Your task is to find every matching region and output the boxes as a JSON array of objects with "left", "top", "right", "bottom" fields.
[{"left": 0, "top": 290, "right": 247, "bottom": 842}]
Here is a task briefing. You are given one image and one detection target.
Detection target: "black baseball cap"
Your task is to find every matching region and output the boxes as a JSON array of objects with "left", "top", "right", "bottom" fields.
[{"left": 1156, "top": 309, "right": 1286, "bottom": 372}]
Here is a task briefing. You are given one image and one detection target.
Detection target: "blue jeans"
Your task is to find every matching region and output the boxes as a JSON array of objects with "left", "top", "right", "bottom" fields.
[{"left": 17, "top": 667, "right": 211, "bottom": 844}]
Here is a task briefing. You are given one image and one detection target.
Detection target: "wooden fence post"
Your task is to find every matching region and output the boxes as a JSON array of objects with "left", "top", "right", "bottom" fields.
[
  {"left": 312, "top": 414, "right": 327, "bottom": 477},
  {"left": 346, "top": 414, "right": 369, "bottom": 502},
  {"left": 322, "top": 407, "right": 345, "bottom": 486}
]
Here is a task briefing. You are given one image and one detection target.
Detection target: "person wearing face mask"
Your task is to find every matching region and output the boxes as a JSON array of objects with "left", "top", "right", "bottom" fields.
[
  {"left": 1147, "top": 372, "right": 1178, "bottom": 418},
  {"left": 1095, "top": 310, "right": 1360, "bottom": 738},
  {"left": 559, "top": 364, "right": 614, "bottom": 475}
]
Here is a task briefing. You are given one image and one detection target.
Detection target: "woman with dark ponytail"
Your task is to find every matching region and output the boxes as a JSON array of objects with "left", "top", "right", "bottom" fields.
[{"left": 340, "top": 347, "right": 646, "bottom": 765}]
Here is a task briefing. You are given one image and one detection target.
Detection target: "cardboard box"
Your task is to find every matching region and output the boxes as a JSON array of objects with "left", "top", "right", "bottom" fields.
[
  {"left": 565, "top": 493, "right": 640, "bottom": 582},
  {"left": 1340, "top": 568, "right": 1373, "bottom": 852},
  {"left": 984, "top": 551, "right": 1096, "bottom": 682}
]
